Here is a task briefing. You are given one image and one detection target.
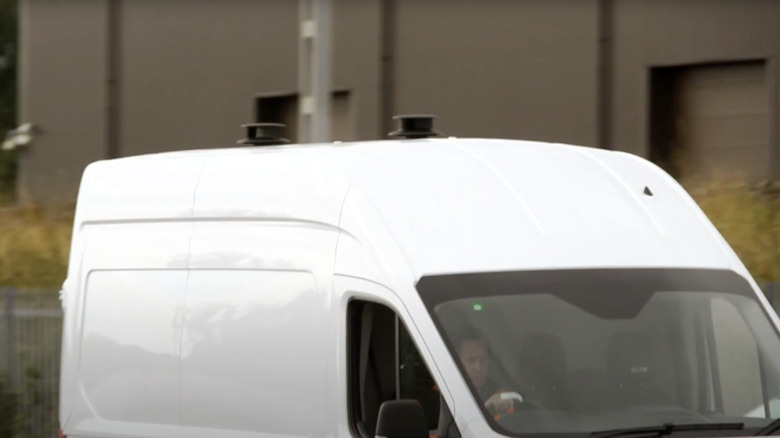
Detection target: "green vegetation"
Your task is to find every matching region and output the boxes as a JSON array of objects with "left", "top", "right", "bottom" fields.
[
  {"left": 0, "top": 206, "right": 72, "bottom": 289},
  {"left": 0, "top": 179, "right": 778, "bottom": 290},
  {"left": 0, "top": 369, "right": 44, "bottom": 438},
  {"left": 0, "top": 373, "right": 19, "bottom": 438},
  {"left": 686, "top": 179, "right": 780, "bottom": 285}
]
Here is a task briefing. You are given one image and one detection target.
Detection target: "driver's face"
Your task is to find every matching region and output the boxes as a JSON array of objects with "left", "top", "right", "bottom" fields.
[{"left": 459, "top": 340, "right": 489, "bottom": 389}]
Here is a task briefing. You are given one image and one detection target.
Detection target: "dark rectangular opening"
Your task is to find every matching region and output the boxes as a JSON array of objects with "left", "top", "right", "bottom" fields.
[
  {"left": 650, "top": 68, "right": 678, "bottom": 177},
  {"left": 650, "top": 60, "right": 769, "bottom": 182},
  {"left": 255, "top": 94, "right": 299, "bottom": 143}
]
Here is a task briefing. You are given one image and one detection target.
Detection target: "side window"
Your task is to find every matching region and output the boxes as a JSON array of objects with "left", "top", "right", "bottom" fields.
[
  {"left": 349, "top": 300, "right": 456, "bottom": 438},
  {"left": 710, "top": 298, "right": 763, "bottom": 416}
]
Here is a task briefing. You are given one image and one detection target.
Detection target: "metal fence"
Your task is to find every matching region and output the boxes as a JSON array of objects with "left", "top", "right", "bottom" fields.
[
  {"left": 1, "top": 282, "right": 780, "bottom": 438},
  {"left": 1, "top": 287, "right": 61, "bottom": 438}
]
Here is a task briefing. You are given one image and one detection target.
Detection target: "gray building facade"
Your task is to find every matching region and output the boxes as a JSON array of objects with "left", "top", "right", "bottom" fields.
[{"left": 16, "top": 0, "right": 780, "bottom": 204}]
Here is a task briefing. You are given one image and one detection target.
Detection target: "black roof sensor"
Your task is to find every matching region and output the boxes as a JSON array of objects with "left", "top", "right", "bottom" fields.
[
  {"left": 388, "top": 115, "right": 442, "bottom": 139},
  {"left": 237, "top": 123, "right": 290, "bottom": 146}
]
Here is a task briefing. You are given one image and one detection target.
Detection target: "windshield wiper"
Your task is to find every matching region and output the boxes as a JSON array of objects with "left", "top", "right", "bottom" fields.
[
  {"left": 755, "top": 418, "right": 780, "bottom": 436},
  {"left": 591, "top": 422, "right": 745, "bottom": 438}
]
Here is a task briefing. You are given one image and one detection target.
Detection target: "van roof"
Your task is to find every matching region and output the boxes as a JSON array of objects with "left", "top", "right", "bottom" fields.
[{"left": 72, "top": 137, "right": 741, "bottom": 277}]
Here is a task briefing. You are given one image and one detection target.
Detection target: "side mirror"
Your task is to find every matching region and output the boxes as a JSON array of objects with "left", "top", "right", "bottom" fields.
[{"left": 375, "top": 400, "right": 429, "bottom": 438}]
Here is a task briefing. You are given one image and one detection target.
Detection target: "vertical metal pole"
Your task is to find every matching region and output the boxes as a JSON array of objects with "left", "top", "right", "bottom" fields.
[
  {"left": 597, "top": 0, "right": 614, "bottom": 150},
  {"left": 298, "top": 0, "right": 312, "bottom": 142},
  {"left": 299, "top": 0, "right": 332, "bottom": 143},
  {"left": 1, "top": 287, "right": 6, "bottom": 379},
  {"left": 107, "top": 0, "right": 122, "bottom": 158},
  {"left": 380, "top": 0, "right": 396, "bottom": 138},
  {"left": 3, "top": 287, "right": 17, "bottom": 390},
  {"left": 768, "top": 57, "right": 778, "bottom": 182}
]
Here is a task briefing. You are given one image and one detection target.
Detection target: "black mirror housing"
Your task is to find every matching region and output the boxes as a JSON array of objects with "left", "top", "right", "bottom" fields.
[{"left": 375, "top": 400, "right": 429, "bottom": 438}]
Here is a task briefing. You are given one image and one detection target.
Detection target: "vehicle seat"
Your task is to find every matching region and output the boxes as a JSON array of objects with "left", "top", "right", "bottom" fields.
[
  {"left": 569, "top": 367, "right": 610, "bottom": 414},
  {"left": 605, "top": 331, "right": 669, "bottom": 409},
  {"left": 518, "top": 333, "right": 570, "bottom": 411}
]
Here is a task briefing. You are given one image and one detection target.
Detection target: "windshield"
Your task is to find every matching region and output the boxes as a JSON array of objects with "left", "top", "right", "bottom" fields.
[{"left": 416, "top": 269, "right": 780, "bottom": 436}]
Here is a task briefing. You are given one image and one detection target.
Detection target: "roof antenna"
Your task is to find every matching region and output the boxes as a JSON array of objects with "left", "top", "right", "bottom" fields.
[
  {"left": 237, "top": 123, "right": 290, "bottom": 146},
  {"left": 388, "top": 114, "right": 442, "bottom": 139}
]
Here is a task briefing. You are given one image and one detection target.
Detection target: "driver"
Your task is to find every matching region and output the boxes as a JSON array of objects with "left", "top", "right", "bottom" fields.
[
  {"left": 437, "top": 331, "right": 519, "bottom": 438},
  {"left": 456, "top": 331, "right": 516, "bottom": 417}
]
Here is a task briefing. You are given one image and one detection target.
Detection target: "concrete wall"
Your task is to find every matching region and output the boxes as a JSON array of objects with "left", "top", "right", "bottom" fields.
[
  {"left": 120, "top": 0, "right": 298, "bottom": 156},
  {"left": 333, "top": 0, "right": 382, "bottom": 141},
  {"left": 612, "top": 0, "right": 780, "bottom": 169},
  {"left": 17, "top": 0, "right": 780, "bottom": 204},
  {"left": 18, "top": 0, "right": 108, "bottom": 204},
  {"left": 394, "top": 0, "right": 600, "bottom": 145},
  {"left": 18, "top": 0, "right": 390, "bottom": 203}
]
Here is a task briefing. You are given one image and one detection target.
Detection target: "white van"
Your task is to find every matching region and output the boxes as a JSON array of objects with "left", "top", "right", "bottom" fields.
[{"left": 60, "top": 118, "right": 780, "bottom": 438}]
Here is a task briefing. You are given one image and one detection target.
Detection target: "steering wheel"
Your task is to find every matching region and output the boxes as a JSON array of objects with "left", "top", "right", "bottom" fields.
[
  {"left": 493, "top": 391, "right": 545, "bottom": 415},
  {"left": 493, "top": 392, "right": 548, "bottom": 430}
]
